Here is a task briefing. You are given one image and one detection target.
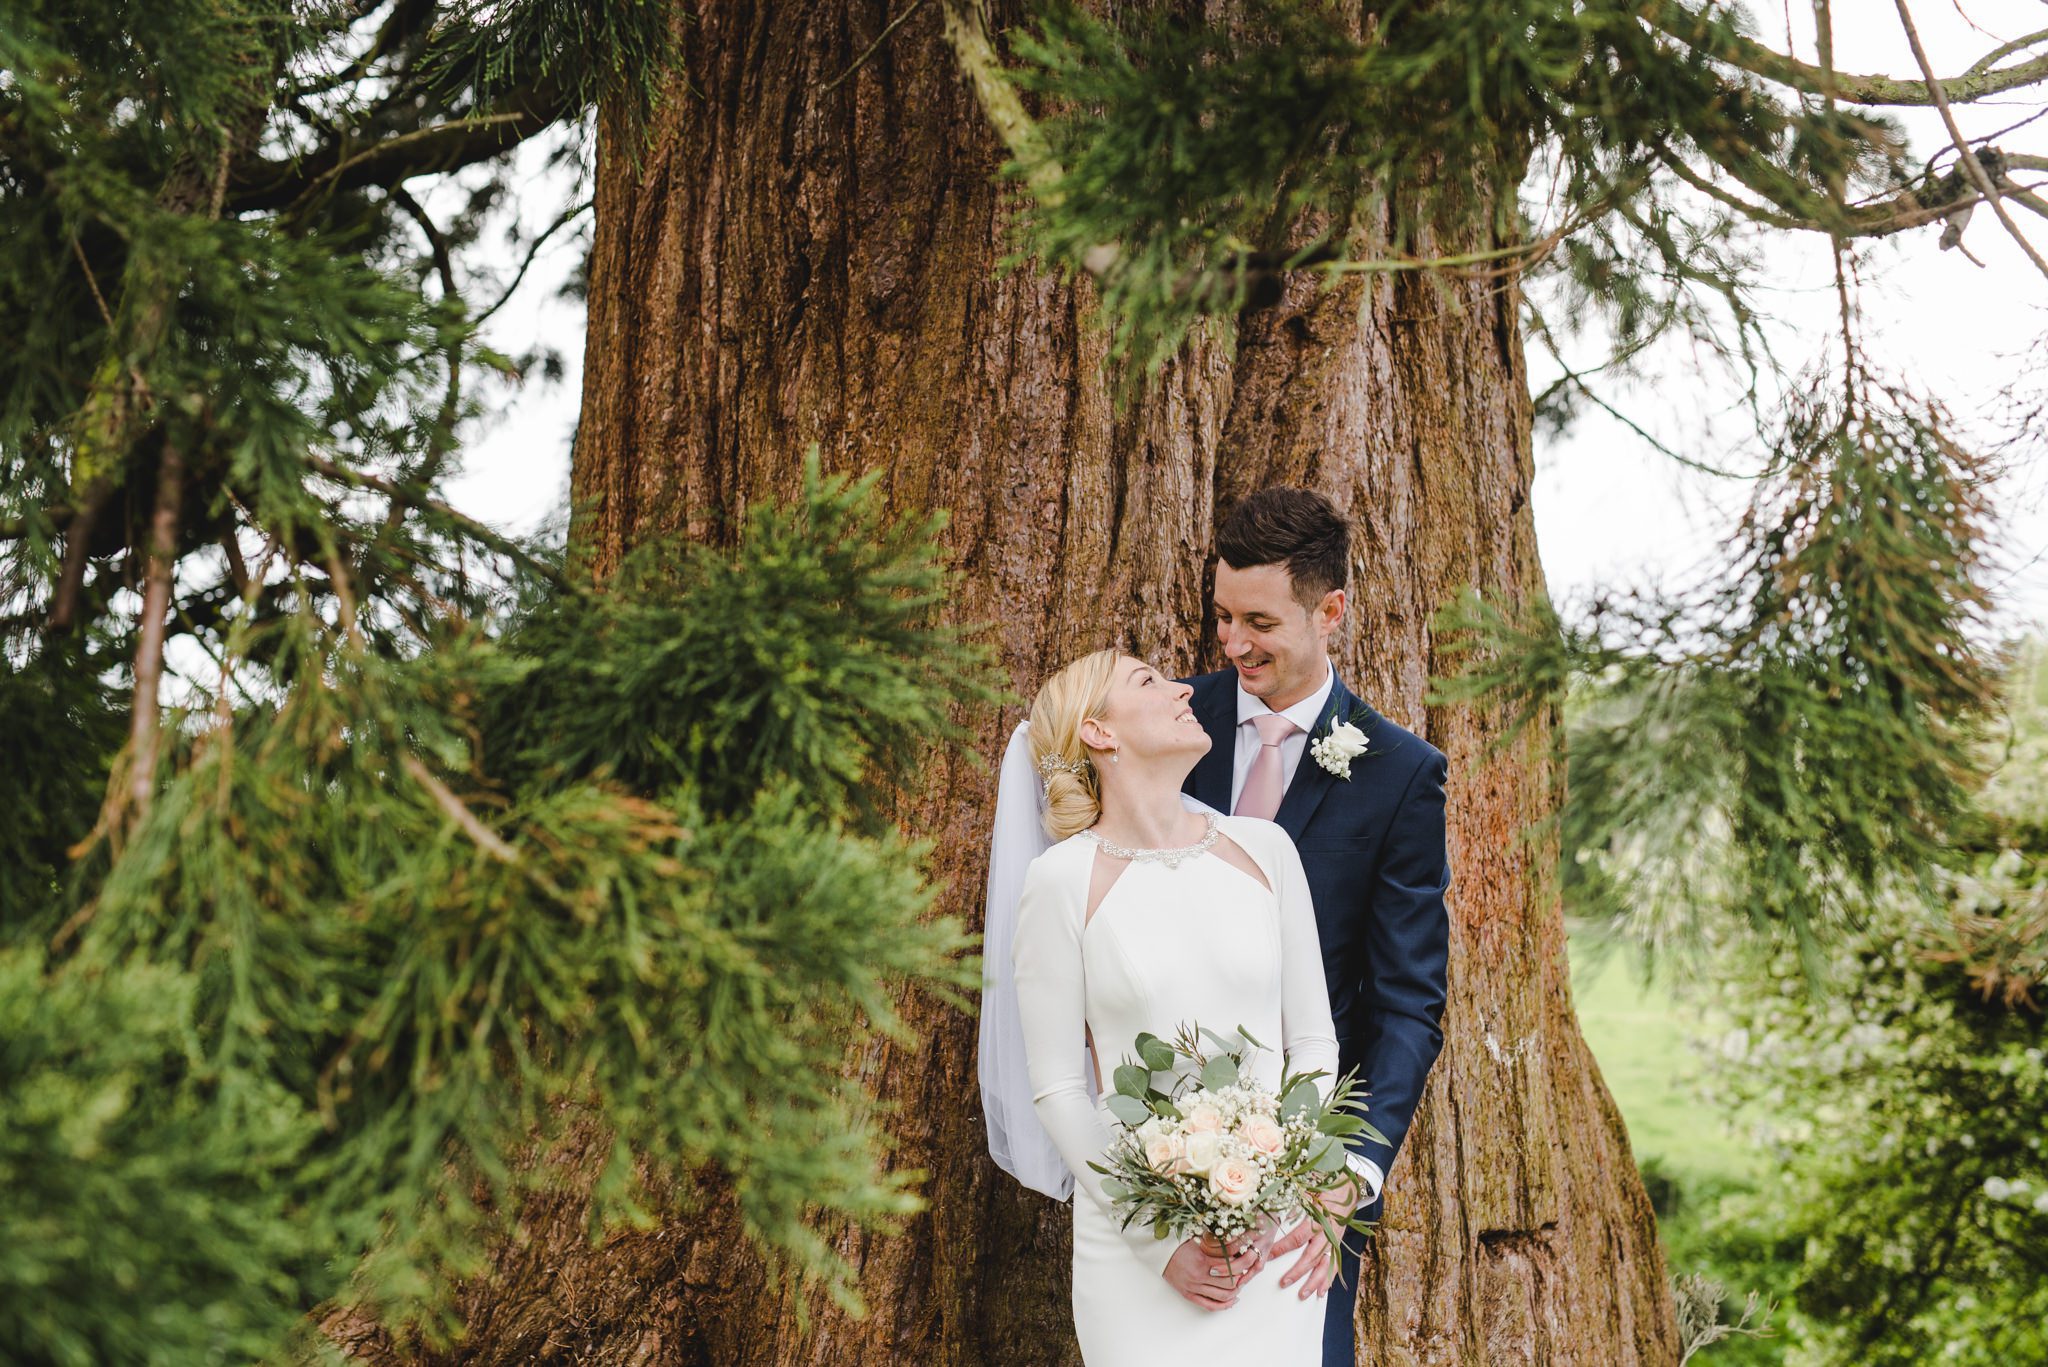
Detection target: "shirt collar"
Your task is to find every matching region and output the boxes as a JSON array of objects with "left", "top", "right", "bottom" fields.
[{"left": 1235, "top": 660, "right": 1335, "bottom": 734}]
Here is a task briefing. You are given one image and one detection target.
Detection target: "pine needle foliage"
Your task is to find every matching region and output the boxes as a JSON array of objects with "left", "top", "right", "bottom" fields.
[
  {"left": 1436, "top": 373, "right": 1997, "bottom": 965},
  {"left": 0, "top": 949, "right": 326, "bottom": 1367},
  {"left": 1000, "top": 0, "right": 1920, "bottom": 377},
  {"left": 57, "top": 465, "right": 993, "bottom": 1340}
]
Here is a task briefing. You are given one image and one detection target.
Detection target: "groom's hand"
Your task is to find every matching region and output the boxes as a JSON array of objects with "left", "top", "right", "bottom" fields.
[
  {"left": 1161, "top": 1226, "right": 1269, "bottom": 1310},
  {"left": 1273, "top": 1177, "right": 1360, "bottom": 1299}
]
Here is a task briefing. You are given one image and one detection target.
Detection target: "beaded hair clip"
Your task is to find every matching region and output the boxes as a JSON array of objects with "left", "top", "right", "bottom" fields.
[{"left": 1035, "top": 751, "right": 1091, "bottom": 779}]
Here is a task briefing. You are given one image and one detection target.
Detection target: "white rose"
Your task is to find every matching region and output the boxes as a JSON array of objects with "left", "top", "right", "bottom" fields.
[
  {"left": 1182, "top": 1131, "right": 1223, "bottom": 1176},
  {"left": 1208, "top": 1157, "right": 1260, "bottom": 1206},
  {"left": 1324, "top": 721, "right": 1368, "bottom": 757}
]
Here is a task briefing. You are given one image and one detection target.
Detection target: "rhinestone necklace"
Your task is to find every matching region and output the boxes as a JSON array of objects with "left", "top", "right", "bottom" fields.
[{"left": 1083, "top": 812, "right": 1220, "bottom": 870}]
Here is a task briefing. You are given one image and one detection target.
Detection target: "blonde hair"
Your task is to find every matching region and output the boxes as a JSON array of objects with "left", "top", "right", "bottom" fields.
[{"left": 1027, "top": 648, "right": 1121, "bottom": 841}]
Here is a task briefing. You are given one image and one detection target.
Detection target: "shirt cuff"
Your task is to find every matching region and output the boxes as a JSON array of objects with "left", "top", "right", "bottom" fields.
[{"left": 1344, "top": 1152, "right": 1385, "bottom": 1204}]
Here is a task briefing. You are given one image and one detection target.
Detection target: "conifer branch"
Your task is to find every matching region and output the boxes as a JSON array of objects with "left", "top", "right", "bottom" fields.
[
  {"left": 229, "top": 84, "right": 566, "bottom": 214},
  {"left": 939, "top": 0, "right": 1077, "bottom": 217},
  {"left": 1639, "top": 0, "right": 2048, "bottom": 107}
]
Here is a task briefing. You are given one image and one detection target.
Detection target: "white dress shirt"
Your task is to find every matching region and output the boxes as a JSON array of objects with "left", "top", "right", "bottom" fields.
[
  {"left": 1226, "top": 660, "right": 1386, "bottom": 1203},
  {"left": 1229, "top": 661, "right": 1337, "bottom": 813}
]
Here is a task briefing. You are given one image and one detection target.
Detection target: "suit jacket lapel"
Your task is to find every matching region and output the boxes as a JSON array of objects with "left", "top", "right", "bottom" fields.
[
  {"left": 1187, "top": 676, "right": 1237, "bottom": 813},
  {"left": 1272, "top": 678, "right": 1356, "bottom": 841}
]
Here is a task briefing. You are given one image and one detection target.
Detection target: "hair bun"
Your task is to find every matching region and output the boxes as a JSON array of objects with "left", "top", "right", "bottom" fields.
[{"left": 1026, "top": 649, "right": 1122, "bottom": 842}]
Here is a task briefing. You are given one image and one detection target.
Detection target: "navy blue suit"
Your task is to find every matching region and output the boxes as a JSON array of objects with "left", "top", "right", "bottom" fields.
[{"left": 1180, "top": 669, "right": 1450, "bottom": 1365}]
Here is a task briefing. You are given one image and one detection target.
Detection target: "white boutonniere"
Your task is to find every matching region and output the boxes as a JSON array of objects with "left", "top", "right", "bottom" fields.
[{"left": 1309, "top": 714, "right": 1372, "bottom": 780}]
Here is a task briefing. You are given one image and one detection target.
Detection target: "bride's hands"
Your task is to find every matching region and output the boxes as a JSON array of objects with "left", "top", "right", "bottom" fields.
[{"left": 1160, "top": 1220, "right": 1276, "bottom": 1310}]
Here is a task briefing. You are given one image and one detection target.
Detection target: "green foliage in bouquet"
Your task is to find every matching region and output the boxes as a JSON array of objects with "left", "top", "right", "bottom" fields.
[{"left": 1092, "top": 1025, "right": 1383, "bottom": 1262}]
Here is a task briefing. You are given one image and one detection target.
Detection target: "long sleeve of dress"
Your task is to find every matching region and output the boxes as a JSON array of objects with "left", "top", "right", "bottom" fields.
[
  {"left": 1011, "top": 855, "right": 1181, "bottom": 1280},
  {"left": 1268, "top": 829, "right": 1341, "bottom": 1103}
]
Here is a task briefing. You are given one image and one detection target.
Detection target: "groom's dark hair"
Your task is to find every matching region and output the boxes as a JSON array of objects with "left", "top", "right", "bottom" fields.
[{"left": 1215, "top": 487, "right": 1350, "bottom": 609}]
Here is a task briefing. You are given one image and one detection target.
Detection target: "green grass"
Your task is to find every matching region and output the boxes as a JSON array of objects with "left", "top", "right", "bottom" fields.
[
  {"left": 1569, "top": 935, "right": 1798, "bottom": 1365},
  {"left": 1567, "top": 938, "right": 1759, "bottom": 1187}
]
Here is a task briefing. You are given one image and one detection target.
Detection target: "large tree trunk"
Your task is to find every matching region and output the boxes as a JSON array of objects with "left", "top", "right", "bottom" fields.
[{"left": 396, "top": 4, "right": 1677, "bottom": 1363}]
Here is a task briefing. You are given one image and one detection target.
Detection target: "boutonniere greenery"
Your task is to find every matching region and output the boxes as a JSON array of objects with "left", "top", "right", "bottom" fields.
[{"left": 1308, "top": 705, "right": 1373, "bottom": 780}]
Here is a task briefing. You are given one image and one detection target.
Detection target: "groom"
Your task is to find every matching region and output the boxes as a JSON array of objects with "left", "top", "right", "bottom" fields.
[{"left": 1180, "top": 487, "right": 1451, "bottom": 1366}]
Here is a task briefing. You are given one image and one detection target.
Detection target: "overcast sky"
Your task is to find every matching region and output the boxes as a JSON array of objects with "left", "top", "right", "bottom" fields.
[{"left": 445, "top": 2, "right": 2048, "bottom": 635}]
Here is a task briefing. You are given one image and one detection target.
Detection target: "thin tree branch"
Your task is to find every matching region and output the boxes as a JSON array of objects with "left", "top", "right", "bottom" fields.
[
  {"left": 121, "top": 439, "right": 187, "bottom": 831},
  {"left": 2008, "top": 186, "right": 2048, "bottom": 222},
  {"left": 1963, "top": 26, "right": 2048, "bottom": 78},
  {"left": 1895, "top": 0, "right": 2048, "bottom": 282},
  {"left": 401, "top": 753, "right": 517, "bottom": 862},
  {"left": 69, "top": 234, "right": 117, "bottom": 333},
  {"left": 46, "top": 485, "right": 112, "bottom": 635},
  {"left": 389, "top": 184, "right": 457, "bottom": 297},
  {"left": 824, "top": 0, "right": 932, "bottom": 94},
  {"left": 303, "top": 452, "right": 567, "bottom": 588},
  {"left": 471, "top": 198, "right": 593, "bottom": 325}
]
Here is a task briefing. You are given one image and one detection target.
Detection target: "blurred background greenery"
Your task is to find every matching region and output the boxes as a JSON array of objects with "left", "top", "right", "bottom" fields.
[{"left": 1570, "top": 642, "right": 2048, "bottom": 1366}]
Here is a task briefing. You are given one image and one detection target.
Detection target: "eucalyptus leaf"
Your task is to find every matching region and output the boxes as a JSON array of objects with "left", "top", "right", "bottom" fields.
[
  {"left": 1105, "top": 1093, "right": 1151, "bottom": 1127},
  {"left": 1138, "top": 1035, "right": 1176, "bottom": 1072},
  {"left": 1113, "top": 1063, "right": 1150, "bottom": 1099},
  {"left": 1200, "top": 1053, "right": 1239, "bottom": 1091},
  {"left": 1198, "top": 1025, "right": 1244, "bottom": 1056},
  {"left": 1280, "top": 1080, "right": 1319, "bottom": 1120}
]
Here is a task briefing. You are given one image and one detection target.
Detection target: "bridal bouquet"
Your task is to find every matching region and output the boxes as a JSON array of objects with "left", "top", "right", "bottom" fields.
[{"left": 1092, "top": 1025, "right": 1383, "bottom": 1270}]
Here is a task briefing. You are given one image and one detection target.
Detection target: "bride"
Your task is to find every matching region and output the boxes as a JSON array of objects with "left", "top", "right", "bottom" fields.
[{"left": 981, "top": 648, "right": 1344, "bottom": 1362}]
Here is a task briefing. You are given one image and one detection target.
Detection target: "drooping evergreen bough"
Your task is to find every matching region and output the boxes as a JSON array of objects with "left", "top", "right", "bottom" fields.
[{"left": 3, "top": 6, "right": 996, "bottom": 1355}]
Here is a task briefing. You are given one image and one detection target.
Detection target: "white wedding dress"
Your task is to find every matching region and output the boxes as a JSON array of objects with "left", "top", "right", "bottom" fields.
[{"left": 1011, "top": 813, "right": 1337, "bottom": 1364}]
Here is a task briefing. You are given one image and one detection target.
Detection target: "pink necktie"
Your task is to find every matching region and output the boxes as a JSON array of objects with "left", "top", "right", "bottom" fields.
[{"left": 1234, "top": 712, "right": 1300, "bottom": 820}]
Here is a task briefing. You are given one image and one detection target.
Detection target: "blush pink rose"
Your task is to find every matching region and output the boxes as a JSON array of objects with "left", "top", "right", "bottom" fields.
[
  {"left": 1237, "top": 1114, "right": 1285, "bottom": 1157},
  {"left": 1143, "top": 1132, "right": 1185, "bottom": 1174},
  {"left": 1208, "top": 1157, "right": 1260, "bottom": 1206},
  {"left": 1182, "top": 1103, "right": 1224, "bottom": 1134}
]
